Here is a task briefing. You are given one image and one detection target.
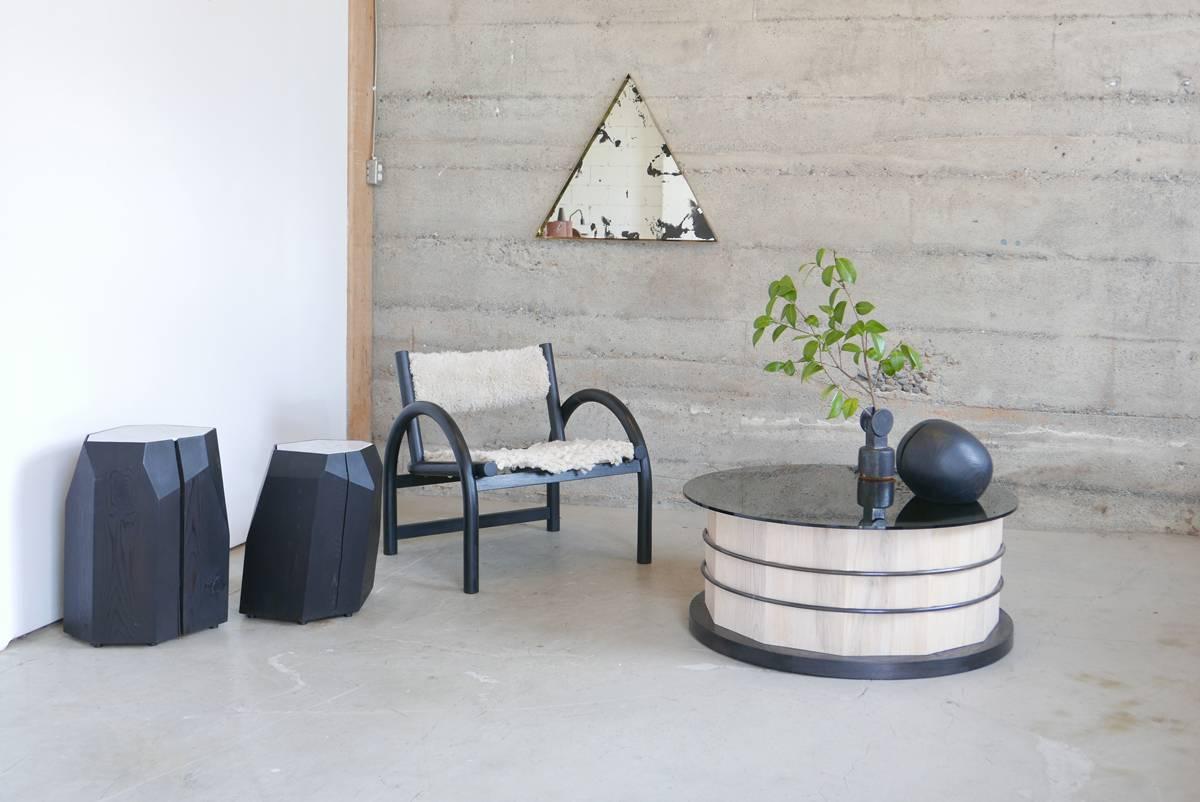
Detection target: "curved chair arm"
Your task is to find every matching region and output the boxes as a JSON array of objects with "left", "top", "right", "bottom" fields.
[
  {"left": 560, "top": 389, "right": 647, "bottom": 452},
  {"left": 383, "top": 401, "right": 479, "bottom": 563},
  {"left": 384, "top": 400, "right": 474, "bottom": 479}
]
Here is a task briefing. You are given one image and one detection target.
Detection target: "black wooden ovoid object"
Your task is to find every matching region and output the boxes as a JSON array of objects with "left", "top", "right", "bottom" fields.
[
  {"left": 896, "top": 419, "right": 994, "bottom": 504},
  {"left": 64, "top": 425, "right": 230, "bottom": 646},
  {"left": 239, "top": 441, "right": 383, "bottom": 624}
]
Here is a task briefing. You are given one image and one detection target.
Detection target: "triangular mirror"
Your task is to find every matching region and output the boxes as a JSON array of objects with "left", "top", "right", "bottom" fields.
[{"left": 538, "top": 75, "right": 716, "bottom": 242}]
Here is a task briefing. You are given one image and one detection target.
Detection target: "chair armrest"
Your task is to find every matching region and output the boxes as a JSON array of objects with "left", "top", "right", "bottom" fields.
[
  {"left": 383, "top": 400, "right": 474, "bottom": 479},
  {"left": 560, "top": 389, "right": 647, "bottom": 453}
]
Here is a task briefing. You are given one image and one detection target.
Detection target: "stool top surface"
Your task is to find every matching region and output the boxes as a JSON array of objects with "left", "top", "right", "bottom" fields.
[
  {"left": 89, "top": 425, "right": 213, "bottom": 443},
  {"left": 277, "top": 439, "right": 373, "bottom": 454},
  {"left": 683, "top": 464, "right": 1018, "bottom": 530}
]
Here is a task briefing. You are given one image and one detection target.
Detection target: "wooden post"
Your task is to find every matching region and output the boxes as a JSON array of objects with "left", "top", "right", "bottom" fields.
[{"left": 346, "top": 0, "right": 375, "bottom": 440}]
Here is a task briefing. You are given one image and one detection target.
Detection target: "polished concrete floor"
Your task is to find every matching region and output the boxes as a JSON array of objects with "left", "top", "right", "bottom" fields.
[{"left": 2, "top": 497, "right": 1198, "bottom": 801}]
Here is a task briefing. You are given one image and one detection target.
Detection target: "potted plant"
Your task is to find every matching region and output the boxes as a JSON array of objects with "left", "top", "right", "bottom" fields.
[{"left": 751, "top": 248, "right": 923, "bottom": 481}]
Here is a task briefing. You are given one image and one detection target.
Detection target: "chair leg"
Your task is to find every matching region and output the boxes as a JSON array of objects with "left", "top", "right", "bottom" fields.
[
  {"left": 636, "top": 460, "right": 652, "bottom": 564},
  {"left": 384, "top": 511, "right": 398, "bottom": 555},
  {"left": 461, "top": 476, "right": 480, "bottom": 594},
  {"left": 383, "top": 477, "right": 399, "bottom": 556},
  {"left": 546, "top": 484, "right": 560, "bottom": 532}
]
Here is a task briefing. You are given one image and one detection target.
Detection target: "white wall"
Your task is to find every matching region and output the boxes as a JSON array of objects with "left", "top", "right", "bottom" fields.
[{"left": 0, "top": 1, "right": 349, "bottom": 649}]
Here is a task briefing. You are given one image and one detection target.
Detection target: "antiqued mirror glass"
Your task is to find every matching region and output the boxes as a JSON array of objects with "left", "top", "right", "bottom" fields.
[{"left": 538, "top": 75, "right": 716, "bottom": 242}]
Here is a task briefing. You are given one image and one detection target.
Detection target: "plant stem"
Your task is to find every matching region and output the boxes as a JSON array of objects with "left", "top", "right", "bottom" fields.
[
  {"left": 796, "top": 313, "right": 873, "bottom": 398},
  {"left": 836, "top": 277, "right": 878, "bottom": 411}
]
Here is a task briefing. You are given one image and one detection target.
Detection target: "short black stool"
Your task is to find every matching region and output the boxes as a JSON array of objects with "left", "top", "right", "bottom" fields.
[
  {"left": 239, "top": 440, "right": 383, "bottom": 623},
  {"left": 64, "top": 425, "right": 231, "bottom": 646}
]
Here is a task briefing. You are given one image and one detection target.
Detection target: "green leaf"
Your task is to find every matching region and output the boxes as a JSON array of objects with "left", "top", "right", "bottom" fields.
[
  {"left": 764, "top": 361, "right": 783, "bottom": 372},
  {"left": 889, "top": 352, "right": 907, "bottom": 374},
  {"left": 828, "top": 390, "right": 845, "bottom": 419},
  {"left": 783, "top": 304, "right": 797, "bottom": 327},
  {"left": 870, "top": 332, "right": 886, "bottom": 355},
  {"left": 815, "top": 247, "right": 826, "bottom": 267},
  {"left": 854, "top": 301, "right": 874, "bottom": 315},
  {"left": 824, "top": 329, "right": 843, "bottom": 346},
  {"left": 803, "top": 340, "right": 819, "bottom": 360},
  {"left": 818, "top": 304, "right": 832, "bottom": 315},
  {"left": 778, "top": 274, "right": 796, "bottom": 294},
  {"left": 842, "top": 397, "right": 859, "bottom": 419},
  {"left": 821, "top": 264, "right": 834, "bottom": 287},
  {"left": 772, "top": 325, "right": 787, "bottom": 342},
  {"left": 800, "top": 362, "right": 823, "bottom": 381},
  {"left": 846, "top": 320, "right": 864, "bottom": 337},
  {"left": 841, "top": 342, "right": 861, "bottom": 353},
  {"left": 902, "top": 343, "right": 923, "bottom": 370},
  {"left": 768, "top": 280, "right": 780, "bottom": 298},
  {"left": 804, "top": 314, "right": 820, "bottom": 327},
  {"left": 833, "top": 258, "right": 850, "bottom": 284},
  {"left": 782, "top": 360, "right": 796, "bottom": 376},
  {"left": 833, "top": 300, "right": 847, "bottom": 325},
  {"left": 837, "top": 257, "right": 858, "bottom": 283},
  {"left": 752, "top": 327, "right": 765, "bottom": 346},
  {"left": 852, "top": 351, "right": 862, "bottom": 364},
  {"left": 753, "top": 315, "right": 773, "bottom": 329},
  {"left": 864, "top": 320, "right": 889, "bottom": 334},
  {"left": 765, "top": 297, "right": 777, "bottom": 316},
  {"left": 828, "top": 289, "right": 839, "bottom": 307},
  {"left": 820, "top": 383, "right": 837, "bottom": 398}
]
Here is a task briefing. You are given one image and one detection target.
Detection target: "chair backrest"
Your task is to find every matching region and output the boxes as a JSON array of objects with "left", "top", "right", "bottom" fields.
[
  {"left": 409, "top": 345, "right": 549, "bottom": 413},
  {"left": 396, "top": 343, "right": 565, "bottom": 464}
]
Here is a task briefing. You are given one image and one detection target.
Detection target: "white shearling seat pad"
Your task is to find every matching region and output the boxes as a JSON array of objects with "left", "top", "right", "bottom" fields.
[
  {"left": 409, "top": 345, "right": 550, "bottom": 414},
  {"left": 423, "top": 439, "right": 634, "bottom": 474}
]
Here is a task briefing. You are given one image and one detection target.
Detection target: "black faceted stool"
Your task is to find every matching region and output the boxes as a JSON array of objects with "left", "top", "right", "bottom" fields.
[
  {"left": 64, "top": 425, "right": 231, "bottom": 646},
  {"left": 240, "top": 440, "right": 383, "bottom": 623}
]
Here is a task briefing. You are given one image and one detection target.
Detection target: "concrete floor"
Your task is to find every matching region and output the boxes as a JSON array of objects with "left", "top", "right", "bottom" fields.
[{"left": 1, "top": 497, "right": 1198, "bottom": 801}]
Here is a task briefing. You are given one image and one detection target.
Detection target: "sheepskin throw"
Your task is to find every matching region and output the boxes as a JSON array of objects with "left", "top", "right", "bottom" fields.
[
  {"left": 424, "top": 439, "right": 634, "bottom": 474},
  {"left": 409, "top": 345, "right": 550, "bottom": 413}
]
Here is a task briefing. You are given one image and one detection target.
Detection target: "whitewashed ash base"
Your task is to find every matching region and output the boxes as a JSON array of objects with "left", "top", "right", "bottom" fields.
[{"left": 702, "top": 510, "right": 1006, "bottom": 658}]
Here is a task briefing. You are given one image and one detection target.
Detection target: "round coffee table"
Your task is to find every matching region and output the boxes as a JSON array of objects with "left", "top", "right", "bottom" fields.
[{"left": 683, "top": 465, "right": 1018, "bottom": 679}]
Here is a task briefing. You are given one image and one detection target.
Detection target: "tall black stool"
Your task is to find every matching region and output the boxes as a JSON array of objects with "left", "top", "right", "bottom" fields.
[
  {"left": 239, "top": 440, "right": 382, "bottom": 624},
  {"left": 64, "top": 425, "right": 230, "bottom": 646}
]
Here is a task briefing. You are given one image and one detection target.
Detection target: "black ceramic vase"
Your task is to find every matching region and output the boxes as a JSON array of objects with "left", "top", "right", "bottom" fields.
[{"left": 896, "top": 419, "right": 993, "bottom": 504}]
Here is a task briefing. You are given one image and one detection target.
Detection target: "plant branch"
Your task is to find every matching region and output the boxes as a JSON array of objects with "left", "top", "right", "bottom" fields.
[
  {"left": 797, "top": 312, "right": 873, "bottom": 399},
  {"left": 835, "top": 277, "right": 878, "bottom": 410},
  {"left": 768, "top": 301, "right": 874, "bottom": 400}
]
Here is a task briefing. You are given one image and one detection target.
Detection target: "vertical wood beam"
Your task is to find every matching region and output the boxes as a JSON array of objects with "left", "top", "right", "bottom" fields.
[{"left": 346, "top": 0, "right": 375, "bottom": 440}]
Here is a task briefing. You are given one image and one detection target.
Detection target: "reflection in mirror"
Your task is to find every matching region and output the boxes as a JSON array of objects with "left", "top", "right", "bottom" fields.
[{"left": 538, "top": 75, "right": 716, "bottom": 242}]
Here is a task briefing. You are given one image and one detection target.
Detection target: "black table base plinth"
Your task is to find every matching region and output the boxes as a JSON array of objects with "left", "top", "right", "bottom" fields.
[{"left": 688, "top": 594, "right": 1013, "bottom": 680}]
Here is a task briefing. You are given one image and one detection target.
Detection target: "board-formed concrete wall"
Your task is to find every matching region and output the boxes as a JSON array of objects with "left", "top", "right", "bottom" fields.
[{"left": 372, "top": 0, "right": 1200, "bottom": 535}]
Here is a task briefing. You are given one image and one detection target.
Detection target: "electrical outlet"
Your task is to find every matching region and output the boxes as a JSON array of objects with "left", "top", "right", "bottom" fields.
[{"left": 366, "top": 158, "right": 384, "bottom": 186}]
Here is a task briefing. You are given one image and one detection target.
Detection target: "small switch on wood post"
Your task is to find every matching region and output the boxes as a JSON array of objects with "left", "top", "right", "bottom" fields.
[{"left": 366, "top": 158, "right": 384, "bottom": 186}]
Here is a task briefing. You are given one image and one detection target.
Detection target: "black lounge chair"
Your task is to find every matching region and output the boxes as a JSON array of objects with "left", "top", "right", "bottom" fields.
[{"left": 382, "top": 343, "right": 651, "bottom": 593}]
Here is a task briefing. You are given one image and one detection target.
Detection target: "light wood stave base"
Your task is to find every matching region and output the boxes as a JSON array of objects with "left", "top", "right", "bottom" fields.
[{"left": 703, "top": 511, "right": 1005, "bottom": 657}]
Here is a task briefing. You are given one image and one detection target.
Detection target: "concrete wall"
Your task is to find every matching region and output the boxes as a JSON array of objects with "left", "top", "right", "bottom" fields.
[
  {"left": 0, "top": 1, "right": 348, "bottom": 649},
  {"left": 372, "top": 1, "right": 1200, "bottom": 535}
]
